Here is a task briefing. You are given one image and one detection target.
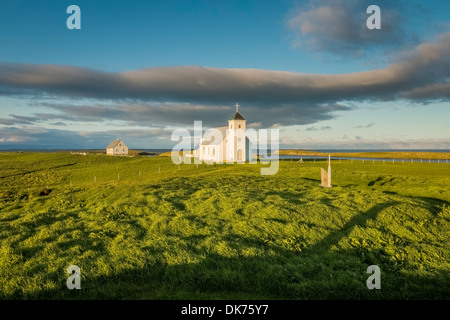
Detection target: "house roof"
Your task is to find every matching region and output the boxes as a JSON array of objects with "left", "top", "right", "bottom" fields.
[
  {"left": 229, "top": 112, "right": 245, "bottom": 121},
  {"left": 201, "top": 127, "right": 227, "bottom": 145},
  {"left": 107, "top": 139, "right": 124, "bottom": 149}
]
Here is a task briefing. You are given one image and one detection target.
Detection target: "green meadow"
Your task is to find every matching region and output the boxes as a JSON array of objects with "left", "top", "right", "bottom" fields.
[{"left": 0, "top": 152, "right": 449, "bottom": 299}]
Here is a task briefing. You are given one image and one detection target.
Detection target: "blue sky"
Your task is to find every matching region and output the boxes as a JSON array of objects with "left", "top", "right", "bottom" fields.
[{"left": 0, "top": 0, "right": 449, "bottom": 149}]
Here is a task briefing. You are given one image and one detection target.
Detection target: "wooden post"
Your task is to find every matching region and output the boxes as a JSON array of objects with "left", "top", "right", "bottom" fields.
[
  {"left": 351, "top": 159, "right": 353, "bottom": 164},
  {"left": 362, "top": 159, "right": 364, "bottom": 164},
  {"left": 392, "top": 159, "right": 394, "bottom": 164},
  {"left": 421, "top": 159, "right": 422, "bottom": 163},
  {"left": 373, "top": 160, "right": 375, "bottom": 164},
  {"left": 383, "top": 160, "right": 385, "bottom": 165},
  {"left": 314, "top": 158, "right": 316, "bottom": 163}
]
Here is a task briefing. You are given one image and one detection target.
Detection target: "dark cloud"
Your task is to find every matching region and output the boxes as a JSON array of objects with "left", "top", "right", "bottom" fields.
[
  {"left": 353, "top": 122, "right": 374, "bottom": 128},
  {"left": 306, "top": 125, "right": 332, "bottom": 131},
  {"left": 25, "top": 101, "right": 349, "bottom": 128},
  {"left": 0, "top": 126, "right": 172, "bottom": 149},
  {"left": 287, "top": 0, "right": 421, "bottom": 57},
  {"left": 0, "top": 32, "right": 448, "bottom": 129}
]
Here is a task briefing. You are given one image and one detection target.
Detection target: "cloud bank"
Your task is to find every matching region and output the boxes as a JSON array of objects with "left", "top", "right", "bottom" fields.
[{"left": 0, "top": 31, "right": 449, "bottom": 129}]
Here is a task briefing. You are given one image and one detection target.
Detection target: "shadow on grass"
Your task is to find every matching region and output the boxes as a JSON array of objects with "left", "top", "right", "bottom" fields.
[{"left": 2, "top": 201, "right": 449, "bottom": 300}]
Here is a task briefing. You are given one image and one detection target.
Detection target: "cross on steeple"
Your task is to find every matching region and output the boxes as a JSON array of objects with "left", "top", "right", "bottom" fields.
[{"left": 235, "top": 103, "right": 239, "bottom": 113}]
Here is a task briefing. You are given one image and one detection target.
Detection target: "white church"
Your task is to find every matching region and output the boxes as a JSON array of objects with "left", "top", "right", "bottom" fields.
[{"left": 194, "top": 103, "right": 251, "bottom": 163}]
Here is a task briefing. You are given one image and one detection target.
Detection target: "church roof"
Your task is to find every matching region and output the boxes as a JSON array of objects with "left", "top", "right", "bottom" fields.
[
  {"left": 229, "top": 112, "right": 246, "bottom": 121},
  {"left": 202, "top": 127, "right": 227, "bottom": 145}
]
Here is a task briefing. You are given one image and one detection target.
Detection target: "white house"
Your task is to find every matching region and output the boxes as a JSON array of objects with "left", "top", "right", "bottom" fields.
[
  {"left": 195, "top": 104, "right": 251, "bottom": 163},
  {"left": 106, "top": 139, "right": 128, "bottom": 156}
]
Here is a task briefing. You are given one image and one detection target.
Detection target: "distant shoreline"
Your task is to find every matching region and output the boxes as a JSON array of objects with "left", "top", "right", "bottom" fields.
[
  {"left": 275, "top": 150, "right": 450, "bottom": 160},
  {"left": 1, "top": 149, "right": 449, "bottom": 160}
]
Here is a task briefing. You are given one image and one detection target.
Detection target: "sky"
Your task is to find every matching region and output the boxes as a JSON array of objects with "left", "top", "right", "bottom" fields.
[{"left": 0, "top": 0, "right": 449, "bottom": 150}]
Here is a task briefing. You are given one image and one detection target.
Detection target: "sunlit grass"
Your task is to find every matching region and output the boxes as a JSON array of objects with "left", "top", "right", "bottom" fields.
[{"left": 0, "top": 152, "right": 449, "bottom": 299}]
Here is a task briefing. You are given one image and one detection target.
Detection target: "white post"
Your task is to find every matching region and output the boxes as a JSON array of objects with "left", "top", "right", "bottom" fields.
[{"left": 328, "top": 154, "right": 331, "bottom": 187}]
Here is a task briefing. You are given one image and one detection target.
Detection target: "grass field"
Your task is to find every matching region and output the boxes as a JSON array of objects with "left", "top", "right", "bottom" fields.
[{"left": 0, "top": 152, "right": 449, "bottom": 299}]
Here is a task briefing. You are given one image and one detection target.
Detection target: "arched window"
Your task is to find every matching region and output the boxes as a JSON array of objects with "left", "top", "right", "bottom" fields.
[
  {"left": 212, "top": 148, "right": 215, "bottom": 156},
  {"left": 238, "top": 124, "right": 241, "bottom": 128},
  {"left": 237, "top": 149, "right": 243, "bottom": 161},
  {"left": 231, "top": 125, "right": 233, "bottom": 129}
]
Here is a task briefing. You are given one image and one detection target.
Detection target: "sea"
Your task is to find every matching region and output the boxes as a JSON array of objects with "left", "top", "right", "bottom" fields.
[{"left": 2, "top": 148, "right": 449, "bottom": 163}]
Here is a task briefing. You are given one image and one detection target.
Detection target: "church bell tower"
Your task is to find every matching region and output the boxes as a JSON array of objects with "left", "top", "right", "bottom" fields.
[{"left": 228, "top": 103, "right": 246, "bottom": 162}]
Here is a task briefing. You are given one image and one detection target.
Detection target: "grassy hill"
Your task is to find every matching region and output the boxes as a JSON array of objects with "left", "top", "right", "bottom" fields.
[{"left": 0, "top": 152, "right": 449, "bottom": 299}]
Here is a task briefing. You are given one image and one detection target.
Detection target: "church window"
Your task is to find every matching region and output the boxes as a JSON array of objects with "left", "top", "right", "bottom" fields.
[
  {"left": 237, "top": 149, "right": 243, "bottom": 161},
  {"left": 231, "top": 125, "right": 233, "bottom": 129},
  {"left": 239, "top": 124, "right": 241, "bottom": 128}
]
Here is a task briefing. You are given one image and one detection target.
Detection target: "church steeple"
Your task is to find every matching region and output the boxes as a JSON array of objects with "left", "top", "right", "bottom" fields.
[
  {"left": 230, "top": 102, "right": 246, "bottom": 120},
  {"left": 227, "top": 103, "right": 246, "bottom": 162}
]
